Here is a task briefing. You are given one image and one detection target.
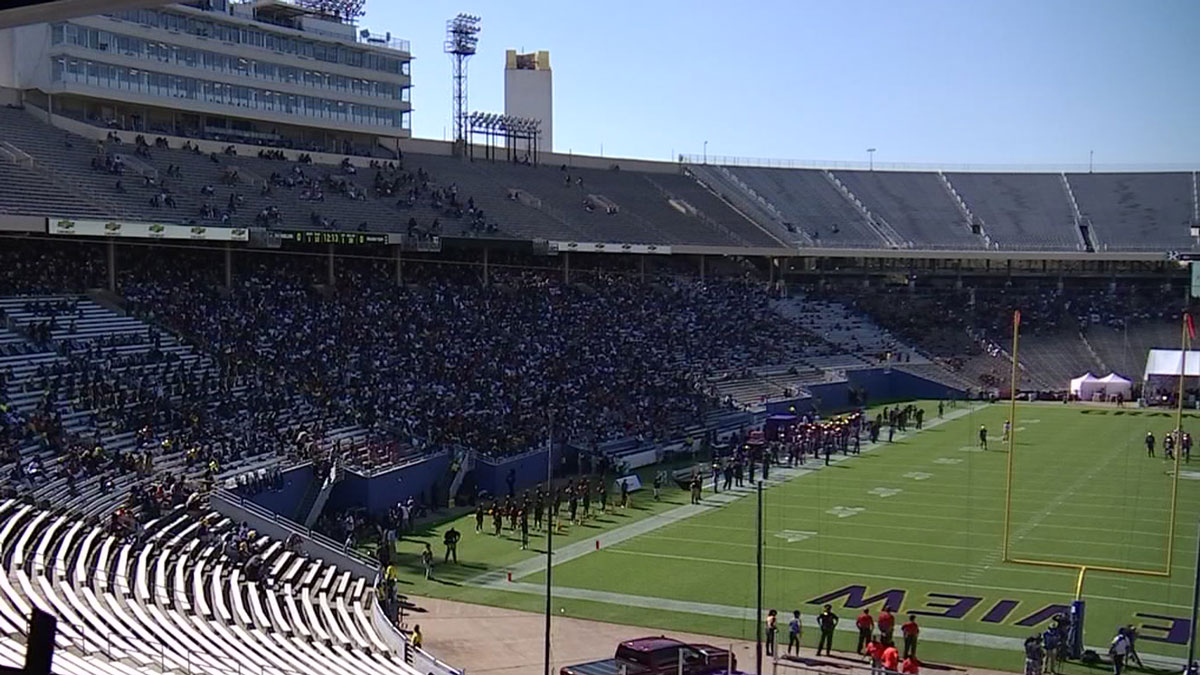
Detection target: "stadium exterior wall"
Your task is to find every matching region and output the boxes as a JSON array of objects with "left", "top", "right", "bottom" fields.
[
  {"left": 473, "top": 445, "right": 563, "bottom": 499},
  {"left": 769, "top": 368, "right": 963, "bottom": 415},
  {"left": 326, "top": 451, "right": 452, "bottom": 515},
  {"left": 242, "top": 463, "right": 314, "bottom": 520}
]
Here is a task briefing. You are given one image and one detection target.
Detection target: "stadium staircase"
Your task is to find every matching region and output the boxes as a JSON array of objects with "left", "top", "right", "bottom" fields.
[
  {"left": 821, "top": 170, "right": 908, "bottom": 248},
  {"left": 297, "top": 462, "right": 341, "bottom": 529},
  {"left": 937, "top": 172, "right": 991, "bottom": 247},
  {"left": 1059, "top": 173, "right": 1096, "bottom": 252},
  {"left": 682, "top": 164, "right": 811, "bottom": 246}
]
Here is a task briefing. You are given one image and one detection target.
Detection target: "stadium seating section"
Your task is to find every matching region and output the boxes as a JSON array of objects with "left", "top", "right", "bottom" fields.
[{"left": 0, "top": 106, "right": 1193, "bottom": 250}]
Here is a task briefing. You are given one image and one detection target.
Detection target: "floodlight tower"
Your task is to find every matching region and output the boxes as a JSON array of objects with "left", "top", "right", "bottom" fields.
[{"left": 445, "top": 13, "right": 481, "bottom": 144}]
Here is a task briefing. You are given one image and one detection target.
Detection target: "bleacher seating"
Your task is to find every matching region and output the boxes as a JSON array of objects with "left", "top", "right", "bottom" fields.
[
  {"left": 946, "top": 173, "right": 1080, "bottom": 250},
  {"left": 717, "top": 167, "right": 888, "bottom": 247},
  {"left": 832, "top": 170, "right": 981, "bottom": 248},
  {"left": 1084, "top": 321, "right": 1178, "bottom": 381},
  {"left": 0, "top": 500, "right": 417, "bottom": 675},
  {"left": 1067, "top": 172, "right": 1195, "bottom": 250}
]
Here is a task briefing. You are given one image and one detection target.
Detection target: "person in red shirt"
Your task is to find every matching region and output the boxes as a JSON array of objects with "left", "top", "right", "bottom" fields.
[
  {"left": 901, "top": 656, "right": 919, "bottom": 674},
  {"left": 901, "top": 614, "right": 920, "bottom": 659},
  {"left": 878, "top": 609, "right": 895, "bottom": 644},
  {"left": 856, "top": 609, "right": 876, "bottom": 654},
  {"left": 865, "top": 636, "right": 883, "bottom": 674},
  {"left": 882, "top": 642, "right": 900, "bottom": 672}
]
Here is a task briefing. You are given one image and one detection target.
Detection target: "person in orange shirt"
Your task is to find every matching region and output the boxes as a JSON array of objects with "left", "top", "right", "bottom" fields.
[
  {"left": 856, "top": 609, "right": 875, "bottom": 654},
  {"left": 882, "top": 642, "right": 900, "bottom": 672},
  {"left": 878, "top": 608, "right": 895, "bottom": 644},
  {"left": 901, "top": 656, "right": 919, "bottom": 674}
]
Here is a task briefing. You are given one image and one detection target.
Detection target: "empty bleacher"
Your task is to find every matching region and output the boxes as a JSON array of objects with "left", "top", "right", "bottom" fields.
[
  {"left": 833, "top": 170, "right": 981, "bottom": 248},
  {"left": 718, "top": 167, "right": 888, "bottom": 247},
  {"left": 946, "top": 173, "right": 1080, "bottom": 250},
  {"left": 1084, "top": 321, "right": 1178, "bottom": 381},
  {"left": 0, "top": 500, "right": 417, "bottom": 675},
  {"left": 1068, "top": 172, "right": 1195, "bottom": 250}
]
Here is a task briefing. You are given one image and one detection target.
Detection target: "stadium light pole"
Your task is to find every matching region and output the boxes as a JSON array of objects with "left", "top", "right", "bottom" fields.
[
  {"left": 867, "top": 148, "right": 876, "bottom": 172},
  {"left": 703, "top": 140, "right": 708, "bottom": 165}
]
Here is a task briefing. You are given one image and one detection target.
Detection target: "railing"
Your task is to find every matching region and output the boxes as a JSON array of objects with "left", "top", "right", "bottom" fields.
[
  {"left": 369, "top": 590, "right": 463, "bottom": 675},
  {"left": 682, "top": 153, "right": 1200, "bottom": 173},
  {"left": 213, "top": 488, "right": 377, "bottom": 573}
]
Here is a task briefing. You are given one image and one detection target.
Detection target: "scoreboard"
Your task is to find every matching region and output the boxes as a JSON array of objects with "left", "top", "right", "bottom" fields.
[{"left": 277, "top": 230, "right": 388, "bottom": 245}]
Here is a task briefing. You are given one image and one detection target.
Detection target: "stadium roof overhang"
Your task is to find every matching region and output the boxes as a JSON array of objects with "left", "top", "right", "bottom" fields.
[{"left": 0, "top": 0, "right": 169, "bottom": 29}]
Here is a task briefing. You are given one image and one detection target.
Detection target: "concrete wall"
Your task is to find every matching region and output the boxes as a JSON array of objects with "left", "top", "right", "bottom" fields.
[
  {"left": 0, "top": 215, "right": 45, "bottom": 232},
  {"left": 325, "top": 451, "right": 452, "bottom": 515},
  {"left": 773, "top": 369, "right": 965, "bottom": 415},
  {"left": 243, "top": 463, "right": 313, "bottom": 520},
  {"left": 473, "top": 447, "right": 560, "bottom": 498}
]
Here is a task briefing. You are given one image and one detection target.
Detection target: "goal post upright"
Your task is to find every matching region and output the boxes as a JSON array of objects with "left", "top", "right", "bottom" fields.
[{"left": 1002, "top": 309, "right": 1020, "bottom": 563}]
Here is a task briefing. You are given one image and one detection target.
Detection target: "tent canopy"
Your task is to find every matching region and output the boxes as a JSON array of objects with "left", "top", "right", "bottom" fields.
[
  {"left": 1069, "top": 373, "right": 1098, "bottom": 396},
  {"left": 1143, "top": 349, "right": 1200, "bottom": 381}
]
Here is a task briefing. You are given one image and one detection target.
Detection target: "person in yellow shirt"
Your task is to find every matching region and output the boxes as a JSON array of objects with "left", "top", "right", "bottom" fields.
[{"left": 411, "top": 625, "right": 423, "bottom": 649}]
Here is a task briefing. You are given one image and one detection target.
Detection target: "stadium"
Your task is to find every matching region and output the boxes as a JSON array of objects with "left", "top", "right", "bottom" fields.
[{"left": 0, "top": 1, "right": 1196, "bottom": 675}]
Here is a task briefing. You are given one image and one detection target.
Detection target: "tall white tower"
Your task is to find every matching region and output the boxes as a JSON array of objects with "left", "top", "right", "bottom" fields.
[{"left": 504, "top": 50, "right": 552, "bottom": 151}]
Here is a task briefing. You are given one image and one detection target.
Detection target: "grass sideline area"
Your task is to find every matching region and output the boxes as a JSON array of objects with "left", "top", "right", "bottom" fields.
[{"left": 382, "top": 401, "right": 1199, "bottom": 673}]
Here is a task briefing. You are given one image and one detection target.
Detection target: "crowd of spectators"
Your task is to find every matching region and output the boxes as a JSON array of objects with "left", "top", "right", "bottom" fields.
[{"left": 117, "top": 252, "right": 826, "bottom": 456}]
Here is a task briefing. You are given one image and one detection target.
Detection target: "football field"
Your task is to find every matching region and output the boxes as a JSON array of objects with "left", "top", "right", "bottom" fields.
[{"left": 393, "top": 401, "right": 1200, "bottom": 673}]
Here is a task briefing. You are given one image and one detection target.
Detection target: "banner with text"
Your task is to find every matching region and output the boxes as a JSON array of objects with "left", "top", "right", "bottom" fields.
[{"left": 47, "top": 218, "right": 249, "bottom": 242}]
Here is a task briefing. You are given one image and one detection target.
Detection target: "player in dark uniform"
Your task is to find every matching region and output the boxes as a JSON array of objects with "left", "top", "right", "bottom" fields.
[
  {"left": 1184, "top": 432, "right": 1193, "bottom": 463},
  {"left": 816, "top": 604, "right": 839, "bottom": 656},
  {"left": 475, "top": 503, "right": 484, "bottom": 533},
  {"left": 581, "top": 481, "right": 591, "bottom": 520},
  {"left": 979, "top": 425, "right": 988, "bottom": 450},
  {"left": 533, "top": 492, "right": 544, "bottom": 530},
  {"left": 491, "top": 504, "right": 502, "bottom": 536},
  {"left": 443, "top": 527, "right": 460, "bottom": 563},
  {"left": 568, "top": 489, "right": 579, "bottom": 523},
  {"left": 1145, "top": 431, "right": 1155, "bottom": 458},
  {"left": 1165, "top": 432, "right": 1176, "bottom": 460},
  {"left": 518, "top": 508, "right": 529, "bottom": 550}
]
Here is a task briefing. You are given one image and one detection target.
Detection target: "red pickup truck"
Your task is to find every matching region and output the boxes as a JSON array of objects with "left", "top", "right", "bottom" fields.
[{"left": 560, "top": 636, "right": 738, "bottom": 675}]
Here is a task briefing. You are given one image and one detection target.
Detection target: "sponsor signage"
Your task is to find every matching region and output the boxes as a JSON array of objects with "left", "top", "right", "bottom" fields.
[
  {"left": 48, "top": 218, "right": 248, "bottom": 242},
  {"left": 548, "top": 241, "right": 672, "bottom": 255}
]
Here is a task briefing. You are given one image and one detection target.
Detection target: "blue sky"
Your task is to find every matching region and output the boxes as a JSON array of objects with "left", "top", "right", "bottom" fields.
[{"left": 365, "top": 0, "right": 1199, "bottom": 166}]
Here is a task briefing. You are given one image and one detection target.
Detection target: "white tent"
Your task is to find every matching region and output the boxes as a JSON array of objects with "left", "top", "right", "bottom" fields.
[
  {"left": 1137, "top": 345, "right": 1200, "bottom": 398},
  {"left": 1069, "top": 373, "right": 1100, "bottom": 398},
  {"left": 1096, "top": 372, "right": 1133, "bottom": 399},
  {"left": 1143, "top": 349, "right": 1200, "bottom": 380}
]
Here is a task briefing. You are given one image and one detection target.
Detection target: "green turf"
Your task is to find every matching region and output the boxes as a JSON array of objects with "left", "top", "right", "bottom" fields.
[{"left": 388, "top": 402, "right": 1200, "bottom": 673}]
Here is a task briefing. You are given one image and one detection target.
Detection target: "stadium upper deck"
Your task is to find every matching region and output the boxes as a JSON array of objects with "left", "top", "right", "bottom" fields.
[{"left": 0, "top": 101, "right": 1193, "bottom": 257}]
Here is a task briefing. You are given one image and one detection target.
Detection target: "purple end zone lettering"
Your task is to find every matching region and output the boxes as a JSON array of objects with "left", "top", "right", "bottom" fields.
[
  {"left": 807, "top": 585, "right": 906, "bottom": 613},
  {"left": 1135, "top": 613, "right": 1190, "bottom": 645},
  {"left": 980, "top": 599, "right": 1020, "bottom": 623},
  {"left": 909, "top": 593, "right": 981, "bottom": 620},
  {"left": 1015, "top": 604, "right": 1071, "bottom": 627}
]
